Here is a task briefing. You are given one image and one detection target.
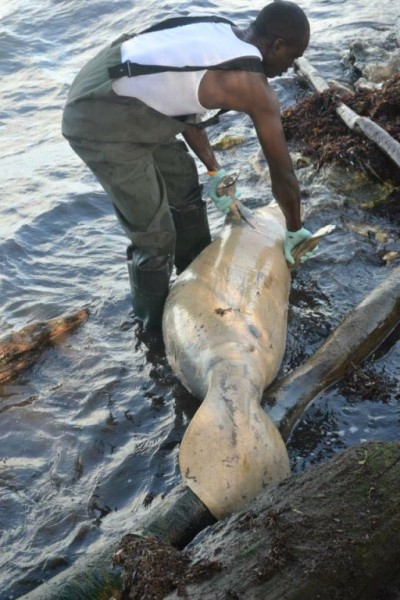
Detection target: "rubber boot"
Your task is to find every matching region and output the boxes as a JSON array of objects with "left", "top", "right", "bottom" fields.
[
  {"left": 126, "top": 245, "right": 173, "bottom": 331},
  {"left": 171, "top": 198, "right": 211, "bottom": 274}
]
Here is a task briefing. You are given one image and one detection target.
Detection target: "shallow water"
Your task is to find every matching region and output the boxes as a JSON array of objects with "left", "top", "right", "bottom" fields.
[{"left": 1, "top": 0, "right": 399, "bottom": 597}]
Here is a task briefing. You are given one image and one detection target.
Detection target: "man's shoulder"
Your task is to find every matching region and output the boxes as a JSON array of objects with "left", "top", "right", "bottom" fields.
[{"left": 200, "top": 68, "right": 276, "bottom": 116}]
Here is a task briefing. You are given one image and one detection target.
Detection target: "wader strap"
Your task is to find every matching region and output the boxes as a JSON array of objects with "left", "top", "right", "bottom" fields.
[
  {"left": 111, "top": 32, "right": 136, "bottom": 47},
  {"left": 141, "top": 15, "right": 236, "bottom": 34},
  {"left": 108, "top": 56, "right": 264, "bottom": 80}
]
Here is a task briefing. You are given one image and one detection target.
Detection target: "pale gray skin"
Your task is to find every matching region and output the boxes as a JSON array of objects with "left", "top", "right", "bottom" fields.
[{"left": 163, "top": 204, "right": 292, "bottom": 519}]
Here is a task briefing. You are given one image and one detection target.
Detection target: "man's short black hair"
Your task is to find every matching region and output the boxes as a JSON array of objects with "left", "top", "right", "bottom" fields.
[{"left": 252, "top": 1, "right": 310, "bottom": 45}]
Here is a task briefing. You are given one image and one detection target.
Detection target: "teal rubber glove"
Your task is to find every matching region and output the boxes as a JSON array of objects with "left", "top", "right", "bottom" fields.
[
  {"left": 284, "top": 226, "right": 313, "bottom": 265},
  {"left": 208, "top": 169, "right": 235, "bottom": 214}
]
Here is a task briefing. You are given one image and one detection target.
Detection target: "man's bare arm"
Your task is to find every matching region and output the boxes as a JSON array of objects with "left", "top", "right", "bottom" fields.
[
  {"left": 182, "top": 125, "right": 220, "bottom": 172},
  {"left": 199, "top": 70, "right": 303, "bottom": 231},
  {"left": 252, "top": 112, "right": 302, "bottom": 230},
  {"left": 249, "top": 86, "right": 302, "bottom": 231}
]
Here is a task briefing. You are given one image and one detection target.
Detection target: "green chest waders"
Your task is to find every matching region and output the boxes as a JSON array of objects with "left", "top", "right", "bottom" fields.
[
  {"left": 62, "top": 42, "right": 197, "bottom": 330},
  {"left": 62, "top": 18, "right": 263, "bottom": 330},
  {"left": 63, "top": 52, "right": 210, "bottom": 330}
]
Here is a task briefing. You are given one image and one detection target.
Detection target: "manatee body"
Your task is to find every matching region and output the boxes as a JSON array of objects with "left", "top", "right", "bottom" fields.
[{"left": 163, "top": 203, "right": 291, "bottom": 519}]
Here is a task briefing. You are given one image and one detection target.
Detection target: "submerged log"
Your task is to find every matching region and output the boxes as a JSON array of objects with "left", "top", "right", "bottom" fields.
[
  {"left": 266, "top": 265, "right": 400, "bottom": 441},
  {"left": 0, "top": 308, "right": 89, "bottom": 384},
  {"left": 121, "top": 441, "right": 399, "bottom": 600},
  {"left": 16, "top": 484, "right": 214, "bottom": 600},
  {"left": 294, "top": 56, "right": 400, "bottom": 171}
]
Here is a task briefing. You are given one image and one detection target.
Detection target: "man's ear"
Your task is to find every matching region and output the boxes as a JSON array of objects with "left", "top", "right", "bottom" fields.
[{"left": 272, "top": 38, "right": 284, "bottom": 53}]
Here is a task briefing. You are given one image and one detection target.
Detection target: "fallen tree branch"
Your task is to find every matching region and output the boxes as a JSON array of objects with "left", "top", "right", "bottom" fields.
[
  {"left": 295, "top": 56, "right": 400, "bottom": 171},
  {"left": 265, "top": 265, "right": 400, "bottom": 441},
  {"left": 0, "top": 308, "right": 89, "bottom": 384}
]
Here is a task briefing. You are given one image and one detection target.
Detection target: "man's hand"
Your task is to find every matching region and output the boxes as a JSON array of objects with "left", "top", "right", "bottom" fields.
[
  {"left": 208, "top": 169, "right": 238, "bottom": 214},
  {"left": 284, "top": 226, "right": 313, "bottom": 264}
]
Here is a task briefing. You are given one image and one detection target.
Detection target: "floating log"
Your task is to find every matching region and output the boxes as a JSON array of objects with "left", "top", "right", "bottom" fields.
[
  {"left": 294, "top": 56, "right": 400, "bottom": 171},
  {"left": 266, "top": 265, "right": 400, "bottom": 441},
  {"left": 0, "top": 308, "right": 89, "bottom": 384}
]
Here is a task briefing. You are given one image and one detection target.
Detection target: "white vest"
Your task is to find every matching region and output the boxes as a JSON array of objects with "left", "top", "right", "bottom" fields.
[{"left": 112, "top": 22, "right": 262, "bottom": 117}]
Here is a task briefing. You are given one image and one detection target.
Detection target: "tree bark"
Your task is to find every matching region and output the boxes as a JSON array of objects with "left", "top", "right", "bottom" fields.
[
  {"left": 117, "top": 442, "right": 400, "bottom": 600},
  {"left": 266, "top": 265, "right": 400, "bottom": 441},
  {"left": 0, "top": 308, "right": 89, "bottom": 384}
]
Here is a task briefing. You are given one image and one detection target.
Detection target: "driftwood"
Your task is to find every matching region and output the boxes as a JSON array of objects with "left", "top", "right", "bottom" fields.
[
  {"left": 117, "top": 441, "right": 400, "bottom": 600},
  {"left": 294, "top": 56, "right": 400, "bottom": 171},
  {"left": 0, "top": 308, "right": 89, "bottom": 384},
  {"left": 266, "top": 265, "right": 400, "bottom": 441}
]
